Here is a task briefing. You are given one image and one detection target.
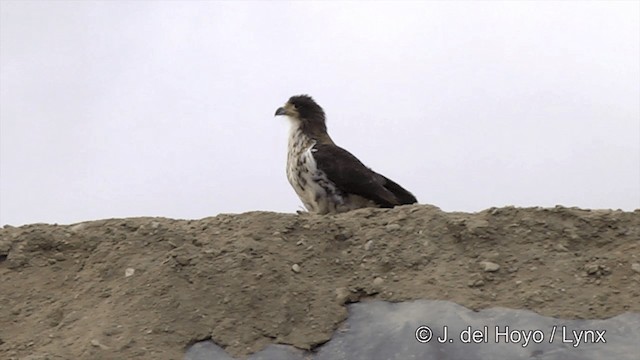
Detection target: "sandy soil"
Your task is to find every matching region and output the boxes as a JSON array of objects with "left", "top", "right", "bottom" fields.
[{"left": 1, "top": 204, "right": 639, "bottom": 360}]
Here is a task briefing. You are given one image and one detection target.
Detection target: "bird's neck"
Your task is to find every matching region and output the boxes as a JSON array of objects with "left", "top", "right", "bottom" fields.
[
  {"left": 288, "top": 122, "right": 314, "bottom": 156},
  {"left": 287, "top": 118, "right": 334, "bottom": 149}
]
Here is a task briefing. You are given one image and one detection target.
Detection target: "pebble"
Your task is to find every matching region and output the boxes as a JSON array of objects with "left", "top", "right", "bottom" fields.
[
  {"left": 373, "top": 277, "right": 384, "bottom": 286},
  {"left": 364, "top": 240, "right": 374, "bottom": 251},
  {"left": 385, "top": 223, "right": 401, "bottom": 231},
  {"left": 291, "top": 264, "right": 301, "bottom": 273},
  {"left": 90, "top": 339, "right": 109, "bottom": 350},
  {"left": 554, "top": 244, "right": 569, "bottom": 252},
  {"left": 335, "top": 287, "right": 350, "bottom": 303},
  {"left": 480, "top": 261, "right": 500, "bottom": 272},
  {"left": 125, "top": 268, "right": 135, "bottom": 277},
  {"left": 585, "top": 263, "right": 598, "bottom": 274},
  {"left": 631, "top": 263, "right": 640, "bottom": 274}
]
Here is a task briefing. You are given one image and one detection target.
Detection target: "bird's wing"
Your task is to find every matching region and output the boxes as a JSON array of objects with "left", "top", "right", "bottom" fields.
[
  {"left": 375, "top": 173, "right": 418, "bottom": 205},
  {"left": 312, "top": 143, "right": 417, "bottom": 207}
]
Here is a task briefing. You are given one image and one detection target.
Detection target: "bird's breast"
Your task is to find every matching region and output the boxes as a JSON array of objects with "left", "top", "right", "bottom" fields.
[{"left": 286, "top": 129, "right": 340, "bottom": 213}]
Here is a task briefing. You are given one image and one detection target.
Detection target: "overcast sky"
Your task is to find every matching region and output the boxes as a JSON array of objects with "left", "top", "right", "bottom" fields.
[{"left": 1, "top": 1, "right": 638, "bottom": 226}]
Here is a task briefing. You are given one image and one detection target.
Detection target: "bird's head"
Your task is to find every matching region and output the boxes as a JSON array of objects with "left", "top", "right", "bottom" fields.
[
  {"left": 275, "top": 94, "right": 325, "bottom": 120},
  {"left": 275, "top": 95, "right": 327, "bottom": 138}
]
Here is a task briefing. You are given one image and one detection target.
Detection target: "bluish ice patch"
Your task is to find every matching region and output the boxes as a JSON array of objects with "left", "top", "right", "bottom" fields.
[{"left": 185, "top": 300, "right": 640, "bottom": 360}]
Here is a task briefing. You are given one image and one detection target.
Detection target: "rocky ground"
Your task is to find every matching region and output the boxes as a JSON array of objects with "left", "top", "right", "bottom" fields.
[{"left": 1, "top": 204, "right": 639, "bottom": 360}]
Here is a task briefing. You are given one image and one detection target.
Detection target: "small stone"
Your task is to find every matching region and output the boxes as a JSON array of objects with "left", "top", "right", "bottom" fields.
[
  {"left": 373, "top": 277, "right": 384, "bottom": 286},
  {"left": 631, "top": 263, "right": 640, "bottom": 274},
  {"left": 150, "top": 221, "right": 160, "bottom": 229},
  {"left": 174, "top": 255, "right": 191, "bottom": 266},
  {"left": 125, "top": 268, "right": 135, "bottom": 277},
  {"left": 251, "top": 234, "right": 262, "bottom": 241},
  {"left": 364, "top": 240, "right": 373, "bottom": 251},
  {"left": 554, "top": 244, "right": 569, "bottom": 252},
  {"left": 335, "top": 287, "right": 350, "bottom": 303},
  {"left": 385, "top": 223, "right": 401, "bottom": 231},
  {"left": 480, "top": 261, "right": 500, "bottom": 272},
  {"left": 515, "top": 280, "right": 522, "bottom": 286},
  {"left": 585, "top": 263, "right": 599, "bottom": 275},
  {"left": 291, "top": 264, "right": 301, "bottom": 273},
  {"left": 90, "top": 339, "right": 109, "bottom": 350}
]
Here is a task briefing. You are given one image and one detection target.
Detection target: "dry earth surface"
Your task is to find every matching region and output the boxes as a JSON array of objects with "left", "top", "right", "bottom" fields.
[{"left": 1, "top": 204, "right": 639, "bottom": 360}]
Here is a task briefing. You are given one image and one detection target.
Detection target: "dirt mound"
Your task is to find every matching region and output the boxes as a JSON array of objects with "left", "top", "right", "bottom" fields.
[{"left": 1, "top": 205, "right": 639, "bottom": 359}]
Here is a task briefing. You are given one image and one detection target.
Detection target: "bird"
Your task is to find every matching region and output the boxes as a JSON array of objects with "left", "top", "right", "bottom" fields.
[{"left": 274, "top": 94, "right": 417, "bottom": 214}]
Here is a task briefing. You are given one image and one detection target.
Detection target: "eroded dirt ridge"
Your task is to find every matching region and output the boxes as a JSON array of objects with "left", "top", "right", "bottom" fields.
[{"left": 1, "top": 205, "right": 639, "bottom": 359}]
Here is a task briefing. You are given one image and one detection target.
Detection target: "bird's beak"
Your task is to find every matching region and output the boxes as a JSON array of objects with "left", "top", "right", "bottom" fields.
[{"left": 275, "top": 107, "right": 287, "bottom": 116}]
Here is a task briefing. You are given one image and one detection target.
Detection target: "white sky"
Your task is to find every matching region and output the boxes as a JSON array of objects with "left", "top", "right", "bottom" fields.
[{"left": 1, "top": 1, "right": 639, "bottom": 226}]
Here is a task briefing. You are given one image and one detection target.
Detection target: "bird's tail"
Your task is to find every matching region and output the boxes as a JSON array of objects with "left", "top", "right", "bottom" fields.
[{"left": 380, "top": 175, "right": 418, "bottom": 205}]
